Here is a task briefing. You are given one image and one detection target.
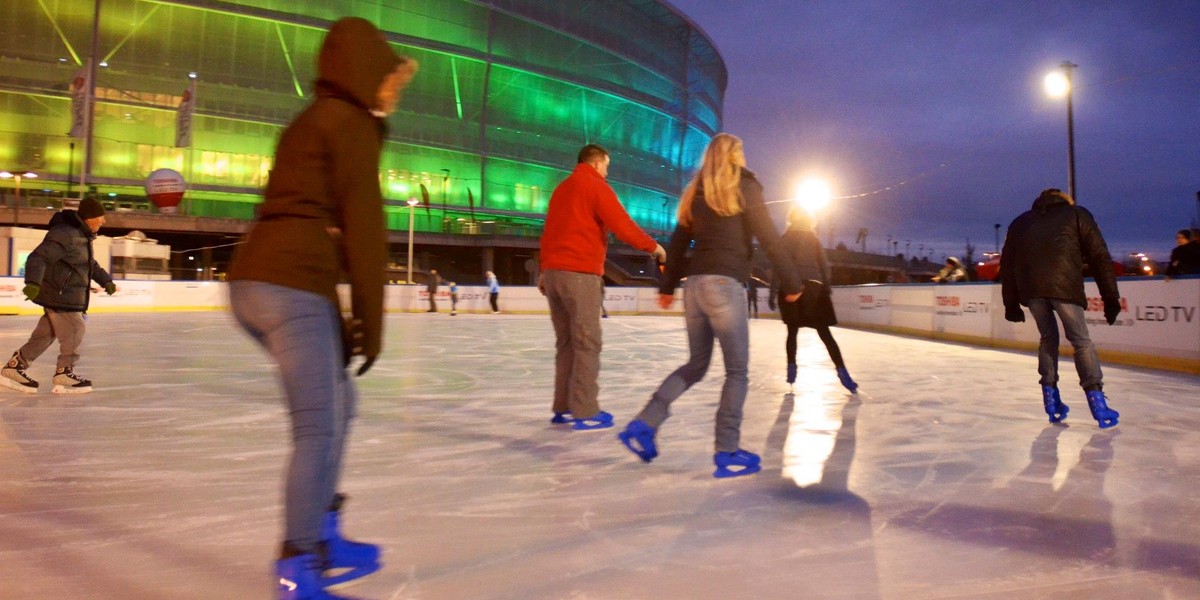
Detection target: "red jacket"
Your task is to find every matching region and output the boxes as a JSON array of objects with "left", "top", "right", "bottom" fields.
[{"left": 540, "top": 163, "right": 657, "bottom": 275}]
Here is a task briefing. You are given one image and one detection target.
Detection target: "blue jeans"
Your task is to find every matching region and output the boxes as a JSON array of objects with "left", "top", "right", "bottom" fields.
[
  {"left": 1027, "top": 298, "right": 1104, "bottom": 391},
  {"left": 636, "top": 275, "right": 750, "bottom": 452},
  {"left": 541, "top": 270, "right": 604, "bottom": 419},
  {"left": 229, "top": 281, "right": 357, "bottom": 553}
]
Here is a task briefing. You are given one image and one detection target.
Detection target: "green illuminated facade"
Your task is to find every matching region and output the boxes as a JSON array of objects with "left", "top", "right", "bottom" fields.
[{"left": 0, "top": 0, "right": 725, "bottom": 238}]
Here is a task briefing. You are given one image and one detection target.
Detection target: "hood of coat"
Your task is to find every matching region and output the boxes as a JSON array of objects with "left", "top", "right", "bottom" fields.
[
  {"left": 49, "top": 209, "right": 94, "bottom": 237},
  {"left": 1032, "top": 189, "right": 1072, "bottom": 212},
  {"left": 315, "top": 17, "right": 402, "bottom": 112}
]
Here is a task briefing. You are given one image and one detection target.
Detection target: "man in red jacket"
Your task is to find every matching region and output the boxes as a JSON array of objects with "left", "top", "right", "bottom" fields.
[{"left": 539, "top": 144, "right": 666, "bottom": 430}]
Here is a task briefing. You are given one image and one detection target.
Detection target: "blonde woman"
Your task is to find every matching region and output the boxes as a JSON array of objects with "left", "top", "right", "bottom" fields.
[
  {"left": 778, "top": 206, "right": 857, "bottom": 392},
  {"left": 619, "top": 133, "right": 802, "bottom": 478}
]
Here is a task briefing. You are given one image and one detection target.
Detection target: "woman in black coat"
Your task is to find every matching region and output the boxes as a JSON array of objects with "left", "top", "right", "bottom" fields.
[{"left": 777, "top": 207, "right": 857, "bottom": 393}]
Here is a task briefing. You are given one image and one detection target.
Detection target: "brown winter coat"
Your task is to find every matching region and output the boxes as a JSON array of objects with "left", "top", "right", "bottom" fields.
[{"left": 228, "top": 17, "right": 402, "bottom": 359}]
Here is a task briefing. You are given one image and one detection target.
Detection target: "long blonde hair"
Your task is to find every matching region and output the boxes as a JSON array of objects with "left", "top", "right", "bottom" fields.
[{"left": 677, "top": 133, "right": 746, "bottom": 227}]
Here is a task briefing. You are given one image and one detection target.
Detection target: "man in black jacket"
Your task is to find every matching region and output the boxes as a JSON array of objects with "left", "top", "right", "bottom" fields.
[
  {"left": 2, "top": 197, "right": 115, "bottom": 394},
  {"left": 1001, "top": 188, "right": 1121, "bottom": 428}
]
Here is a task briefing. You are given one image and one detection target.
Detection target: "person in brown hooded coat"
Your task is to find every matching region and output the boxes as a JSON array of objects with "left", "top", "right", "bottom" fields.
[{"left": 227, "top": 17, "right": 416, "bottom": 599}]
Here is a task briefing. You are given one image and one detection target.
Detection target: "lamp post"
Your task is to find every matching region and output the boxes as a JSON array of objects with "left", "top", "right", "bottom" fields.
[
  {"left": 1, "top": 171, "right": 38, "bottom": 225},
  {"left": 406, "top": 197, "right": 419, "bottom": 284},
  {"left": 1044, "top": 61, "right": 1078, "bottom": 200}
]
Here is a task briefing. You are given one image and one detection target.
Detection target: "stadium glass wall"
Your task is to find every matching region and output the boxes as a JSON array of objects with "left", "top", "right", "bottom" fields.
[{"left": 0, "top": 0, "right": 725, "bottom": 237}]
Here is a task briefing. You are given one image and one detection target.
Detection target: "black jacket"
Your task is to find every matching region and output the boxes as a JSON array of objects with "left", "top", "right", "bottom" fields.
[
  {"left": 1166, "top": 242, "right": 1200, "bottom": 277},
  {"left": 660, "top": 168, "right": 800, "bottom": 296},
  {"left": 23, "top": 210, "right": 113, "bottom": 313},
  {"left": 1000, "top": 194, "right": 1119, "bottom": 309}
]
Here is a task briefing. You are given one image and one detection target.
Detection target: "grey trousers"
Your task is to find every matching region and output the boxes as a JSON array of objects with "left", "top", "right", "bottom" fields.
[
  {"left": 542, "top": 269, "right": 604, "bottom": 419},
  {"left": 19, "top": 308, "right": 86, "bottom": 369}
]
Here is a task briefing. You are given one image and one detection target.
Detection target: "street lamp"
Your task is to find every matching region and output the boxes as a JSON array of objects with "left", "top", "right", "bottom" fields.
[
  {"left": 1044, "top": 61, "right": 1078, "bottom": 200},
  {"left": 406, "top": 197, "right": 419, "bottom": 284},
  {"left": 0, "top": 170, "right": 38, "bottom": 225},
  {"left": 794, "top": 177, "right": 833, "bottom": 246}
]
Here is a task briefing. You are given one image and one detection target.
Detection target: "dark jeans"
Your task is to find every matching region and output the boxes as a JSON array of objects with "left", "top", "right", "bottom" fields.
[{"left": 1027, "top": 298, "right": 1104, "bottom": 391}]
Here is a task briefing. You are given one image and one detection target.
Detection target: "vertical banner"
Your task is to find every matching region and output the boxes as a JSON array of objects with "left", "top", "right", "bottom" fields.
[
  {"left": 68, "top": 61, "right": 90, "bottom": 138},
  {"left": 175, "top": 78, "right": 196, "bottom": 148}
]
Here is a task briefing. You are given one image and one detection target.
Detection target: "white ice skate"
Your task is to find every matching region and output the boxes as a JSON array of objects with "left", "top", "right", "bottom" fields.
[
  {"left": 1, "top": 352, "right": 38, "bottom": 394},
  {"left": 51, "top": 366, "right": 92, "bottom": 394}
]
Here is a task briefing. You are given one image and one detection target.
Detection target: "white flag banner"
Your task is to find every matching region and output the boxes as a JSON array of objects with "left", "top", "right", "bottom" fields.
[
  {"left": 175, "top": 79, "right": 196, "bottom": 148},
  {"left": 68, "top": 62, "right": 90, "bottom": 139}
]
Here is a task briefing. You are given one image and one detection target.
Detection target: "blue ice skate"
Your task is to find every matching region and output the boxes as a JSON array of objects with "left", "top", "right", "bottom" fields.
[
  {"left": 1041, "top": 385, "right": 1069, "bottom": 423},
  {"left": 786, "top": 363, "right": 797, "bottom": 385},
  {"left": 572, "top": 410, "right": 614, "bottom": 431},
  {"left": 550, "top": 411, "right": 572, "bottom": 424},
  {"left": 1086, "top": 390, "right": 1119, "bottom": 429},
  {"left": 837, "top": 367, "right": 858, "bottom": 393},
  {"left": 618, "top": 419, "right": 658, "bottom": 462},
  {"left": 277, "top": 554, "right": 361, "bottom": 600},
  {"left": 319, "top": 494, "right": 381, "bottom": 587},
  {"left": 713, "top": 449, "right": 762, "bottom": 479}
]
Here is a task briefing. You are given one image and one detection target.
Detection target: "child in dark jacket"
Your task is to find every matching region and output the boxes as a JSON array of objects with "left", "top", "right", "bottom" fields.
[{"left": 3, "top": 197, "right": 115, "bottom": 395}]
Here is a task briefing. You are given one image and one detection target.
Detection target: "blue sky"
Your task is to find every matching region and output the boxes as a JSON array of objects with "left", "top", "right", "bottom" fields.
[{"left": 668, "top": 0, "right": 1200, "bottom": 262}]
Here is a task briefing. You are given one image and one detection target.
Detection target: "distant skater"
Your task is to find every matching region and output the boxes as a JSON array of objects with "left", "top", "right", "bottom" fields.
[
  {"left": 449, "top": 281, "right": 458, "bottom": 315},
  {"left": 1001, "top": 188, "right": 1121, "bottom": 429},
  {"left": 778, "top": 207, "right": 857, "bottom": 393},
  {"left": 486, "top": 271, "right": 501, "bottom": 313},
  {"left": 426, "top": 268, "right": 441, "bottom": 313},
  {"left": 618, "top": 133, "right": 801, "bottom": 478}
]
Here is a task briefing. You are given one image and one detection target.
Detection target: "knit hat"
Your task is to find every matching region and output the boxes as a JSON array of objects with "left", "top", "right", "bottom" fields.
[{"left": 78, "top": 197, "right": 106, "bottom": 220}]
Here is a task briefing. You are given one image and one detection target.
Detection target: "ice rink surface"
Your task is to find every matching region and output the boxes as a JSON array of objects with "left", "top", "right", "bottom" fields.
[{"left": 0, "top": 310, "right": 1197, "bottom": 600}]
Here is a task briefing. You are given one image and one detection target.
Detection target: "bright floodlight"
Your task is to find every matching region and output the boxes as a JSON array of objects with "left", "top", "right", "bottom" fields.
[
  {"left": 1044, "top": 71, "right": 1070, "bottom": 98},
  {"left": 795, "top": 178, "right": 832, "bottom": 213},
  {"left": 406, "top": 197, "right": 419, "bottom": 206}
]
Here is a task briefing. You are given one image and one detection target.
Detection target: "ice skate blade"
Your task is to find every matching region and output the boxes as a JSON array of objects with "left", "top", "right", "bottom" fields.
[
  {"left": 572, "top": 411, "right": 613, "bottom": 430},
  {"left": 618, "top": 421, "right": 657, "bottom": 463},
  {"left": 322, "top": 560, "right": 381, "bottom": 588},
  {"left": 713, "top": 463, "right": 761, "bottom": 479},
  {"left": 52, "top": 384, "right": 92, "bottom": 394},
  {"left": 0, "top": 377, "right": 38, "bottom": 394}
]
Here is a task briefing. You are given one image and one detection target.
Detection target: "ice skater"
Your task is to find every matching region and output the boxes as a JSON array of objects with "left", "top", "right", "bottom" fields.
[
  {"left": 449, "top": 281, "right": 458, "bottom": 315},
  {"left": 1001, "top": 188, "right": 1121, "bottom": 429},
  {"left": 618, "top": 133, "right": 801, "bottom": 478},
  {"left": 425, "top": 268, "right": 441, "bottom": 313},
  {"left": 777, "top": 207, "right": 857, "bottom": 393},
  {"left": 486, "top": 270, "right": 501, "bottom": 313},
  {"left": 1, "top": 197, "right": 115, "bottom": 395},
  {"left": 539, "top": 144, "right": 666, "bottom": 430},
  {"left": 227, "top": 16, "right": 417, "bottom": 600}
]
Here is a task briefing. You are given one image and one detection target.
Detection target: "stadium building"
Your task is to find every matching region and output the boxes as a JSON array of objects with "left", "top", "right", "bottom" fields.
[{"left": 0, "top": 0, "right": 725, "bottom": 284}]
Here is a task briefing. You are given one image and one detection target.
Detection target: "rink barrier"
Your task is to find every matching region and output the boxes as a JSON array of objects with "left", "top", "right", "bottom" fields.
[
  {"left": 829, "top": 277, "right": 1199, "bottom": 376},
  {"left": 2, "top": 276, "right": 1195, "bottom": 375}
]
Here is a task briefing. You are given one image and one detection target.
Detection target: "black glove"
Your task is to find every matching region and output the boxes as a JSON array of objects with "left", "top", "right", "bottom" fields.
[
  {"left": 1005, "top": 305, "right": 1025, "bottom": 323},
  {"left": 355, "top": 356, "right": 376, "bottom": 377},
  {"left": 342, "top": 318, "right": 369, "bottom": 374},
  {"left": 104, "top": 282, "right": 117, "bottom": 295},
  {"left": 22, "top": 283, "right": 40, "bottom": 301},
  {"left": 1103, "top": 299, "right": 1121, "bottom": 325}
]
